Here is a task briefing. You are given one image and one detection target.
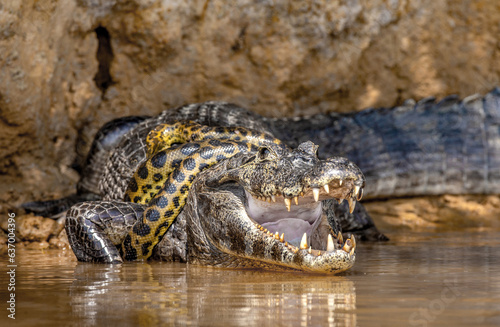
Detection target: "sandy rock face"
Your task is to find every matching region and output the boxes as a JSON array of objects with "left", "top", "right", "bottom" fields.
[{"left": 1, "top": 0, "right": 499, "bottom": 227}]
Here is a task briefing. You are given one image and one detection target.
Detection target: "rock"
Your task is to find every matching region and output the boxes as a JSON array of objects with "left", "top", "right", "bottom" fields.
[
  {"left": 0, "top": 230, "right": 7, "bottom": 253},
  {"left": 49, "top": 228, "right": 71, "bottom": 249},
  {"left": 16, "top": 214, "right": 57, "bottom": 242},
  {"left": 26, "top": 241, "right": 50, "bottom": 250},
  {"left": 364, "top": 195, "right": 500, "bottom": 230}
]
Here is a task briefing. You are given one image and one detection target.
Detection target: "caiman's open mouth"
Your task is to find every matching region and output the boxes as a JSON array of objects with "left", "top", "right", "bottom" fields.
[
  {"left": 188, "top": 143, "right": 365, "bottom": 273},
  {"left": 193, "top": 176, "right": 361, "bottom": 273},
  {"left": 243, "top": 179, "right": 359, "bottom": 257},
  {"left": 245, "top": 193, "right": 356, "bottom": 256}
]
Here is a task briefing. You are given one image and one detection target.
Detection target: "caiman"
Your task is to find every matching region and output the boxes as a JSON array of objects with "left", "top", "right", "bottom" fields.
[{"left": 22, "top": 88, "right": 500, "bottom": 273}]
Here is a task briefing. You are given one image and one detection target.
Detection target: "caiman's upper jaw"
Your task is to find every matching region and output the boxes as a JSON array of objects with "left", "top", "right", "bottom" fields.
[
  {"left": 248, "top": 156, "right": 365, "bottom": 214},
  {"left": 280, "top": 177, "right": 364, "bottom": 214}
]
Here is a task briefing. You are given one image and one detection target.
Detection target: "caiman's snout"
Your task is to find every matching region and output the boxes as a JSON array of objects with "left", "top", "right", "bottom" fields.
[
  {"left": 189, "top": 140, "right": 364, "bottom": 273},
  {"left": 242, "top": 141, "right": 365, "bottom": 214},
  {"left": 306, "top": 156, "right": 365, "bottom": 213}
]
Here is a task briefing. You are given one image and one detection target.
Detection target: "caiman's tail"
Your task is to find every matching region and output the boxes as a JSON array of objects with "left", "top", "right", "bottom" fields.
[
  {"left": 20, "top": 193, "right": 100, "bottom": 218},
  {"left": 268, "top": 88, "right": 500, "bottom": 199}
]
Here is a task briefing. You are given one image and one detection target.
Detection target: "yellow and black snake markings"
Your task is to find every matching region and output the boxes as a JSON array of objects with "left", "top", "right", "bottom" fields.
[
  {"left": 123, "top": 142, "right": 205, "bottom": 204},
  {"left": 125, "top": 122, "right": 286, "bottom": 205},
  {"left": 145, "top": 121, "right": 282, "bottom": 157},
  {"left": 120, "top": 122, "right": 288, "bottom": 261}
]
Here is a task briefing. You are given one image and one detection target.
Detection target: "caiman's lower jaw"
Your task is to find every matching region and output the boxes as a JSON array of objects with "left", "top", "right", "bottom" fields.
[{"left": 244, "top": 189, "right": 356, "bottom": 257}]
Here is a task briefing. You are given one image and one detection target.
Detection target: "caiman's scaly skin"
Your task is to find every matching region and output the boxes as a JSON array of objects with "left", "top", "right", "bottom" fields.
[{"left": 267, "top": 89, "right": 500, "bottom": 198}]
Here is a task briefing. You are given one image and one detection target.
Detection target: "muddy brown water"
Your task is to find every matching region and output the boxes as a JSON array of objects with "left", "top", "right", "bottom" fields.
[{"left": 1, "top": 229, "right": 499, "bottom": 326}]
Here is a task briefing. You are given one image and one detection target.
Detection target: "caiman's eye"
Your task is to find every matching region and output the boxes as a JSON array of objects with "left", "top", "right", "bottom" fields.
[{"left": 257, "top": 147, "right": 271, "bottom": 160}]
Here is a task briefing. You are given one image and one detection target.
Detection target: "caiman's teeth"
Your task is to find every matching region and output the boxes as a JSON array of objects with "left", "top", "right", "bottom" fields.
[
  {"left": 348, "top": 197, "right": 356, "bottom": 214},
  {"left": 267, "top": 197, "right": 271, "bottom": 203},
  {"left": 275, "top": 232, "right": 279, "bottom": 240},
  {"left": 313, "top": 188, "right": 320, "bottom": 202},
  {"left": 339, "top": 180, "right": 343, "bottom": 186},
  {"left": 300, "top": 233, "right": 308, "bottom": 249},
  {"left": 308, "top": 247, "right": 312, "bottom": 254},
  {"left": 327, "top": 234, "right": 335, "bottom": 252},
  {"left": 337, "top": 198, "right": 344, "bottom": 205},
  {"left": 357, "top": 188, "right": 363, "bottom": 201},
  {"left": 354, "top": 186, "right": 360, "bottom": 199},
  {"left": 294, "top": 196, "right": 299, "bottom": 205},
  {"left": 323, "top": 184, "right": 329, "bottom": 193},
  {"left": 284, "top": 198, "right": 291, "bottom": 212},
  {"left": 342, "top": 239, "right": 352, "bottom": 253},
  {"left": 271, "top": 195, "right": 276, "bottom": 202},
  {"left": 280, "top": 233, "right": 285, "bottom": 243},
  {"left": 337, "top": 231, "right": 343, "bottom": 245},
  {"left": 350, "top": 234, "right": 356, "bottom": 256}
]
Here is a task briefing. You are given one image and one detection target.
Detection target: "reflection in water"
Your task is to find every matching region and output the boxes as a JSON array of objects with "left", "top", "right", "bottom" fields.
[
  {"left": 3, "top": 230, "right": 500, "bottom": 326},
  {"left": 68, "top": 263, "right": 357, "bottom": 326}
]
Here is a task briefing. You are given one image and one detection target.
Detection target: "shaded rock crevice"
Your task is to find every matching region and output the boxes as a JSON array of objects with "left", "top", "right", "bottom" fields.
[{"left": 93, "top": 26, "right": 114, "bottom": 94}]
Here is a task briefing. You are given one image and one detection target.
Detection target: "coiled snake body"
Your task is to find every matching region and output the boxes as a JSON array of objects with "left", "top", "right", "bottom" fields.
[{"left": 119, "top": 121, "right": 288, "bottom": 261}]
